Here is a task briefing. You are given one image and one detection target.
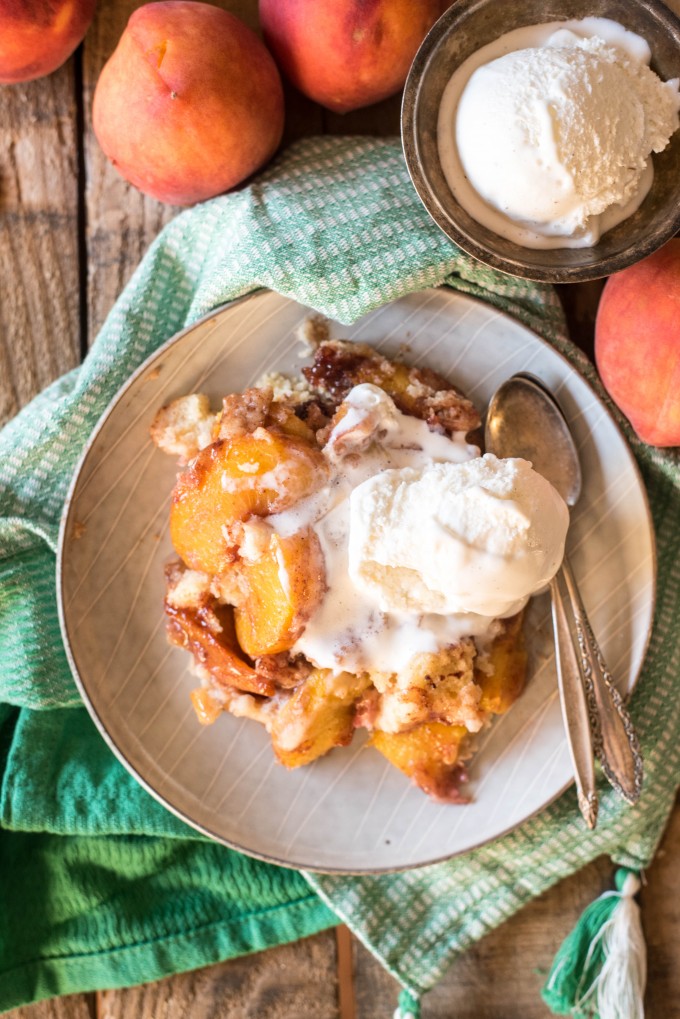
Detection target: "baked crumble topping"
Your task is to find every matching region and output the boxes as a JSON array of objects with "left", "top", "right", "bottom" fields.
[{"left": 151, "top": 325, "right": 530, "bottom": 802}]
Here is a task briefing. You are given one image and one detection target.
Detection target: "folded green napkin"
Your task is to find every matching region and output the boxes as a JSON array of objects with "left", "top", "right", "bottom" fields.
[{"left": 0, "top": 136, "right": 678, "bottom": 1015}]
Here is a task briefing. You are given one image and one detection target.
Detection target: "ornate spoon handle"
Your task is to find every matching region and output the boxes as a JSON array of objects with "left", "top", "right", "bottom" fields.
[
  {"left": 549, "top": 575, "right": 598, "bottom": 829},
  {"left": 561, "top": 557, "right": 643, "bottom": 805}
]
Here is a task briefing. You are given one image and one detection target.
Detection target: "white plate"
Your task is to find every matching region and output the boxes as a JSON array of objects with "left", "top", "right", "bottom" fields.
[{"left": 58, "top": 288, "right": 655, "bottom": 873}]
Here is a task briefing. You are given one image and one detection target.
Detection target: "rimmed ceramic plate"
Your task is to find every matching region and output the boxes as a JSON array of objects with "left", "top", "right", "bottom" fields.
[{"left": 58, "top": 288, "right": 655, "bottom": 873}]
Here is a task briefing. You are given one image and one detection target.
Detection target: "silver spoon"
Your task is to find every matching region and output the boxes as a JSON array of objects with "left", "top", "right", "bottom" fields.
[{"left": 485, "top": 373, "right": 643, "bottom": 827}]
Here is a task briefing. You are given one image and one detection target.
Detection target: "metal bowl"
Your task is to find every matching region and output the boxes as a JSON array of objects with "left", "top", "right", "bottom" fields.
[{"left": 402, "top": 0, "right": 680, "bottom": 283}]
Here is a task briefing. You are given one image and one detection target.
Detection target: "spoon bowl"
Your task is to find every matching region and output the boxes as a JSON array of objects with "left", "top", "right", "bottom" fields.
[{"left": 485, "top": 373, "right": 581, "bottom": 504}]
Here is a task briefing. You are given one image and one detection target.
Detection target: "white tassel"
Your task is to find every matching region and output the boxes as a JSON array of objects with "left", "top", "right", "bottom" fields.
[
  {"left": 394, "top": 988, "right": 420, "bottom": 1018},
  {"left": 574, "top": 873, "right": 647, "bottom": 1019}
]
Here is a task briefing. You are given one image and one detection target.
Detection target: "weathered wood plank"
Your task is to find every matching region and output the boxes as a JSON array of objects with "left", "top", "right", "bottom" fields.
[
  {"left": 336, "top": 926, "right": 356, "bottom": 1019},
  {"left": 555, "top": 280, "right": 605, "bottom": 361},
  {"left": 81, "top": 0, "right": 176, "bottom": 347},
  {"left": 642, "top": 795, "right": 680, "bottom": 1018},
  {"left": 5, "top": 992, "right": 96, "bottom": 1019},
  {"left": 0, "top": 37, "right": 85, "bottom": 1019},
  {"left": 96, "top": 930, "right": 339, "bottom": 1019},
  {"left": 0, "top": 66, "right": 80, "bottom": 426}
]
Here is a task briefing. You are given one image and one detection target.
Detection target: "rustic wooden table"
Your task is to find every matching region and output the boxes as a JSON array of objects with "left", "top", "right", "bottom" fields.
[{"left": 2, "top": 2, "right": 679, "bottom": 1017}]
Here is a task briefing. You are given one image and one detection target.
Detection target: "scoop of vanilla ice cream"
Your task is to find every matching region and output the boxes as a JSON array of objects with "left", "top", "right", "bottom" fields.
[
  {"left": 455, "top": 32, "right": 680, "bottom": 235},
  {"left": 348, "top": 454, "right": 569, "bottom": 618}
]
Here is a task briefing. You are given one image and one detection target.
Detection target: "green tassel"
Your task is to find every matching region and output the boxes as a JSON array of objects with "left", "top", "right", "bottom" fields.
[
  {"left": 395, "top": 987, "right": 421, "bottom": 1019},
  {"left": 542, "top": 867, "right": 646, "bottom": 1019}
]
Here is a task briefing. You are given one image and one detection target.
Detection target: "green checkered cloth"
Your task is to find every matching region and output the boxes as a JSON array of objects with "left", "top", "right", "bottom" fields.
[{"left": 0, "top": 137, "right": 678, "bottom": 1014}]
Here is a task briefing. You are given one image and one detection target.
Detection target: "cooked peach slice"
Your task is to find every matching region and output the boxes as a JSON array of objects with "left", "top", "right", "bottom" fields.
[
  {"left": 476, "top": 612, "right": 527, "bottom": 715},
  {"left": 190, "top": 687, "right": 224, "bottom": 726},
  {"left": 234, "top": 527, "right": 326, "bottom": 657},
  {"left": 271, "top": 668, "right": 371, "bottom": 768},
  {"left": 165, "top": 599, "right": 275, "bottom": 697},
  {"left": 170, "top": 429, "right": 327, "bottom": 574},
  {"left": 370, "top": 722, "right": 470, "bottom": 802}
]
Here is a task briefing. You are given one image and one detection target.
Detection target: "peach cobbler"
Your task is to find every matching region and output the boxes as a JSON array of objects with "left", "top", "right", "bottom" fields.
[{"left": 151, "top": 322, "right": 568, "bottom": 802}]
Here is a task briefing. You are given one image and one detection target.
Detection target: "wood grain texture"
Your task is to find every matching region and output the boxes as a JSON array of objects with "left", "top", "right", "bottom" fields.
[
  {"left": 555, "top": 280, "right": 606, "bottom": 361},
  {"left": 643, "top": 794, "right": 680, "bottom": 1018},
  {"left": 82, "top": 0, "right": 176, "bottom": 347},
  {"left": 336, "top": 926, "right": 356, "bottom": 1019},
  {"left": 0, "top": 66, "right": 80, "bottom": 426},
  {"left": 5, "top": 993, "right": 95, "bottom": 1019},
  {"left": 96, "top": 931, "right": 339, "bottom": 1019}
]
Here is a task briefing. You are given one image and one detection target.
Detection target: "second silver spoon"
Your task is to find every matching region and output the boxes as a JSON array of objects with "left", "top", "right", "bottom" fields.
[{"left": 485, "top": 373, "right": 643, "bottom": 824}]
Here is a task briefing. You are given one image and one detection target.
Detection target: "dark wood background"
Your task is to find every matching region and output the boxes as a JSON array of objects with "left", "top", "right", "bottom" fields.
[{"left": 1, "top": 1, "right": 678, "bottom": 1016}]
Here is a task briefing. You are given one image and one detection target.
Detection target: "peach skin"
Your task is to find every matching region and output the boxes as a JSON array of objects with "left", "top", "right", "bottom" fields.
[
  {"left": 170, "top": 428, "right": 328, "bottom": 575},
  {"left": 260, "top": 0, "right": 445, "bottom": 113},
  {"left": 595, "top": 239, "right": 680, "bottom": 447},
  {"left": 93, "top": 1, "right": 284, "bottom": 205},
  {"left": 0, "top": 0, "right": 96, "bottom": 84}
]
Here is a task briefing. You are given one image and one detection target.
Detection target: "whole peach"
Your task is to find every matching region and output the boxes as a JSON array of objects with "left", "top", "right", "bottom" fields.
[
  {"left": 595, "top": 240, "right": 680, "bottom": 447},
  {"left": 93, "top": 1, "right": 284, "bottom": 206},
  {"left": 0, "top": 0, "right": 97, "bottom": 84},
  {"left": 259, "top": 0, "right": 445, "bottom": 113}
]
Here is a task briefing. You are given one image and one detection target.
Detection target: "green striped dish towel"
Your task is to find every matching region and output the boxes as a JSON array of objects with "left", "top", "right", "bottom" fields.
[{"left": 0, "top": 136, "right": 677, "bottom": 1014}]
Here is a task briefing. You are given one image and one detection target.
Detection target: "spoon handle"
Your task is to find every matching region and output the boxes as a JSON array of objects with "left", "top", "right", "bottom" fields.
[
  {"left": 549, "top": 575, "right": 598, "bottom": 829},
  {"left": 561, "top": 557, "right": 643, "bottom": 805}
]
